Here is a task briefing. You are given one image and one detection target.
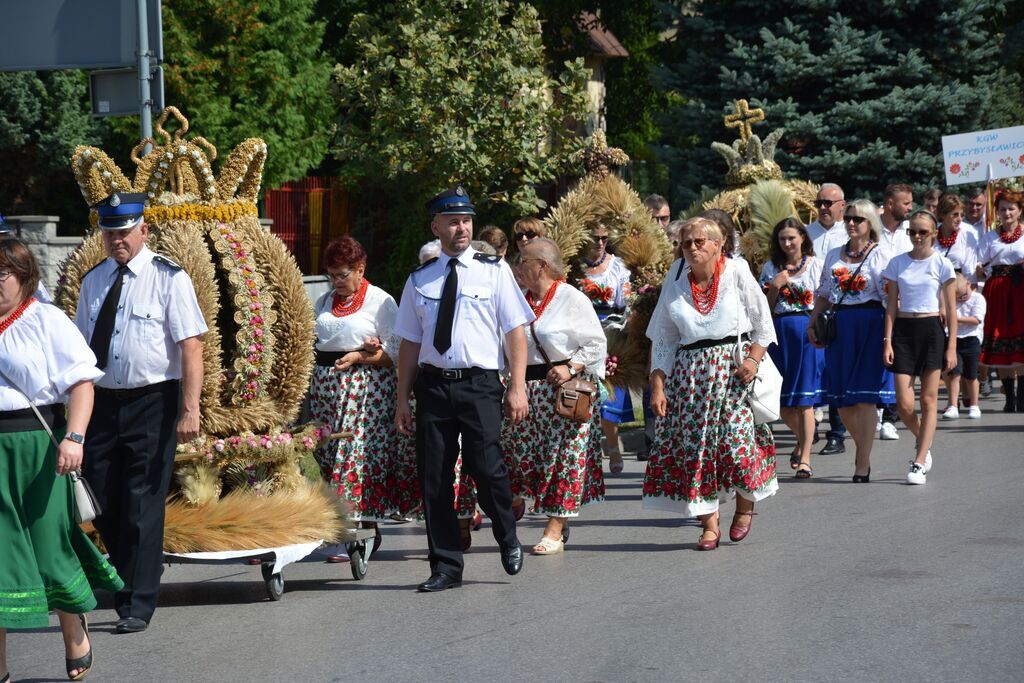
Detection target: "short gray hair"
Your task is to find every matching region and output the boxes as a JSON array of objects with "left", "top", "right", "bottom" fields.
[
  {"left": 418, "top": 239, "right": 441, "bottom": 264},
  {"left": 522, "top": 237, "right": 565, "bottom": 276},
  {"left": 471, "top": 240, "right": 496, "bottom": 255}
]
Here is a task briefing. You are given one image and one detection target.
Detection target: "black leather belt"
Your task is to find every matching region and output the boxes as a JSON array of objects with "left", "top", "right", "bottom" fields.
[
  {"left": 419, "top": 365, "right": 495, "bottom": 380},
  {"left": 0, "top": 403, "right": 66, "bottom": 433},
  {"left": 315, "top": 349, "right": 361, "bottom": 367},
  {"left": 835, "top": 301, "right": 883, "bottom": 310},
  {"left": 774, "top": 311, "right": 811, "bottom": 318},
  {"left": 95, "top": 379, "right": 177, "bottom": 401},
  {"left": 681, "top": 334, "right": 746, "bottom": 351},
  {"left": 526, "top": 361, "right": 568, "bottom": 381}
]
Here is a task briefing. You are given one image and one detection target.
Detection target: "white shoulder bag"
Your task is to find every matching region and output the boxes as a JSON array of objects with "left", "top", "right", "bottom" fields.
[{"left": 732, "top": 267, "right": 782, "bottom": 424}]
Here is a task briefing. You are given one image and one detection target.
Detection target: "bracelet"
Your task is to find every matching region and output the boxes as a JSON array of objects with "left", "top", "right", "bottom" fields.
[{"left": 744, "top": 356, "right": 760, "bottom": 366}]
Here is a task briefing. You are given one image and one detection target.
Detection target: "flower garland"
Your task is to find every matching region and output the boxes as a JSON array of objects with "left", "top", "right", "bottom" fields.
[
  {"left": 212, "top": 222, "right": 276, "bottom": 404},
  {"left": 176, "top": 424, "right": 334, "bottom": 465}
]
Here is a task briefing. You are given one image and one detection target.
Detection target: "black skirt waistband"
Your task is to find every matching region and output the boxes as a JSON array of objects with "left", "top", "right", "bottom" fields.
[
  {"left": 419, "top": 365, "right": 496, "bottom": 381},
  {"left": 315, "top": 349, "right": 362, "bottom": 367},
  {"left": 526, "top": 361, "right": 568, "bottom": 382},
  {"left": 774, "top": 311, "right": 811, "bottom": 318},
  {"left": 835, "top": 301, "right": 884, "bottom": 311},
  {"left": 0, "top": 403, "right": 66, "bottom": 434},
  {"left": 95, "top": 379, "right": 178, "bottom": 401},
  {"left": 681, "top": 334, "right": 748, "bottom": 351}
]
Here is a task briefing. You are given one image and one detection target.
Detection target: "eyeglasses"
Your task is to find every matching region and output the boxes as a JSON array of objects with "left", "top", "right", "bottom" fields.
[
  {"left": 0, "top": 270, "right": 12, "bottom": 282},
  {"left": 519, "top": 257, "right": 546, "bottom": 267},
  {"left": 515, "top": 231, "right": 538, "bottom": 241},
  {"left": 814, "top": 199, "right": 842, "bottom": 209},
  {"left": 844, "top": 215, "right": 867, "bottom": 225},
  {"left": 653, "top": 214, "right": 671, "bottom": 224},
  {"left": 326, "top": 270, "right": 354, "bottom": 281},
  {"left": 593, "top": 235, "right": 610, "bottom": 243},
  {"left": 680, "top": 237, "right": 712, "bottom": 249}
]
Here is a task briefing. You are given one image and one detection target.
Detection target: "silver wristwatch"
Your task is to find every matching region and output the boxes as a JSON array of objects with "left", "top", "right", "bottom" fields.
[
  {"left": 568, "top": 366, "right": 578, "bottom": 377},
  {"left": 64, "top": 432, "right": 85, "bottom": 444}
]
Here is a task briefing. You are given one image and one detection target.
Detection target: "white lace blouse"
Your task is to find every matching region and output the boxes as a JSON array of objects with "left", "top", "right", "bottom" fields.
[
  {"left": 647, "top": 258, "right": 776, "bottom": 376},
  {"left": 0, "top": 300, "right": 103, "bottom": 411},
  {"left": 525, "top": 283, "right": 607, "bottom": 379},
  {"left": 758, "top": 258, "right": 824, "bottom": 315},
  {"left": 977, "top": 229, "right": 1024, "bottom": 268},
  {"left": 314, "top": 284, "right": 400, "bottom": 362}
]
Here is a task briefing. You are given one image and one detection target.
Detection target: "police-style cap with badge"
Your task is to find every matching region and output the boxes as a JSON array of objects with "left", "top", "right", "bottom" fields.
[
  {"left": 426, "top": 185, "right": 476, "bottom": 217},
  {"left": 92, "top": 192, "right": 147, "bottom": 231}
]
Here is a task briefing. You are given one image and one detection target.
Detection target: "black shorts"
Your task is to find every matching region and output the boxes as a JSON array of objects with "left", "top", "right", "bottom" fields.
[
  {"left": 890, "top": 317, "right": 945, "bottom": 376},
  {"left": 948, "top": 336, "right": 981, "bottom": 379}
]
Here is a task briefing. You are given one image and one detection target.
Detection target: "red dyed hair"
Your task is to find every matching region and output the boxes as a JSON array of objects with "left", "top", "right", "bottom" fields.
[
  {"left": 323, "top": 236, "right": 367, "bottom": 270},
  {"left": 995, "top": 189, "right": 1024, "bottom": 211}
]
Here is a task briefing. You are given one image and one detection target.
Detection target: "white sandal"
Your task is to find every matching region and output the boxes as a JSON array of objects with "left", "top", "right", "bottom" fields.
[{"left": 532, "top": 536, "right": 564, "bottom": 555}]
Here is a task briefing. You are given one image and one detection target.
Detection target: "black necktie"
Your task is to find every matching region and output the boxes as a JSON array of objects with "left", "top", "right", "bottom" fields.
[
  {"left": 433, "top": 259, "right": 458, "bottom": 353},
  {"left": 90, "top": 264, "right": 128, "bottom": 370}
]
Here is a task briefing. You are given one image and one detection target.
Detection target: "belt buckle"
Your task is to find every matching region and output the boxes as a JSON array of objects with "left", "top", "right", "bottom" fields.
[{"left": 442, "top": 368, "right": 461, "bottom": 380}]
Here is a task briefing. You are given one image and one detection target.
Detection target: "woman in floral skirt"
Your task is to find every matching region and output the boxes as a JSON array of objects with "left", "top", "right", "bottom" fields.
[
  {"left": 645, "top": 218, "right": 777, "bottom": 551},
  {"left": 0, "top": 238, "right": 123, "bottom": 681},
  {"left": 504, "top": 238, "right": 606, "bottom": 555},
  {"left": 310, "top": 236, "right": 400, "bottom": 555},
  {"left": 576, "top": 223, "right": 632, "bottom": 474},
  {"left": 759, "top": 218, "right": 824, "bottom": 478}
]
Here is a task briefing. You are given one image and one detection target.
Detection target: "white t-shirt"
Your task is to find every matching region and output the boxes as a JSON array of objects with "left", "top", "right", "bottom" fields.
[
  {"left": 314, "top": 284, "right": 400, "bottom": 362},
  {"left": 525, "top": 283, "right": 607, "bottom": 379},
  {"left": 953, "top": 291, "right": 986, "bottom": 341},
  {"left": 881, "top": 251, "right": 956, "bottom": 314}
]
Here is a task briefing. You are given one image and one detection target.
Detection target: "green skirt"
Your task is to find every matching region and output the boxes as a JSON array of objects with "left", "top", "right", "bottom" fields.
[{"left": 0, "top": 427, "right": 124, "bottom": 629}]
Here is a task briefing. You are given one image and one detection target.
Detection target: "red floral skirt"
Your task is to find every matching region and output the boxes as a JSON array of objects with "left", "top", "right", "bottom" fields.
[
  {"left": 642, "top": 343, "right": 777, "bottom": 517},
  {"left": 501, "top": 377, "right": 605, "bottom": 517},
  {"left": 980, "top": 273, "right": 1024, "bottom": 367}
]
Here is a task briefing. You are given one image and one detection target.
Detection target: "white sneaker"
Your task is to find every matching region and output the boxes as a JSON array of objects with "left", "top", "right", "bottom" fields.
[
  {"left": 941, "top": 406, "right": 960, "bottom": 420},
  {"left": 923, "top": 450, "right": 932, "bottom": 474},
  {"left": 967, "top": 405, "right": 982, "bottom": 419},
  {"left": 906, "top": 462, "right": 927, "bottom": 484},
  {"left": 879, "top": 422, "right": 900, "bottom": 440}
]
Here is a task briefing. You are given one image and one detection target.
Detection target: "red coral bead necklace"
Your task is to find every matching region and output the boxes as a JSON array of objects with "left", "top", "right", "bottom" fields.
[
  {"left": 527, "top": 279, "right": 560, "bottom": 317},
  {"left": 999, "top": 223, "right": 1023, "bottom": 244},
  {"left": 332, "top": 279, "right": 369, "bottom": 317},
  {"left": 0, "top": 297, "right": 36, "bottom": 336},
  {"left": 937, "top": 228, "right": 958, "bottom": 249},
  {"left": 689, "top": 260, "right": 722, "bottom": 315}
]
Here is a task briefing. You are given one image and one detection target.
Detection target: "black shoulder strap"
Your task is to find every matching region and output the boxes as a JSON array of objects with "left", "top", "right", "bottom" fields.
[
  {"left": 413, "top": 256, "right": 438, "bottom": 272},
  {"left": 835, "top": 244, "right": 875, "bottom": 307},
  {"left": 529, "top": 321, "right": 554, "bottom": 368},
  {"left": 83, "top": 260, "right": 106, "bottom": 279},
  {"left": 153, "top": 254, "right": 183, "bottom": 270},
  {"left": 473, "top": 252, "right": 501, "bottom": 264}
]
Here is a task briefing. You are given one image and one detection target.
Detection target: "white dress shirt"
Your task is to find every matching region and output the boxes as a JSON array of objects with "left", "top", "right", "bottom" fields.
[
  {"left": 977, "top": 229, "right": 1024, "bottom": 267},
  {"left": 394, "top": 246, "right": 534, "bottom": 370},
  {"left": 647, "top": 258, "right": 776, "bottom": 376},
  {"left": 525, "top": 283, "right": 607, "bottom": 379},
  {"left": 314, "top": 284, "right": 400, "bottom": 362},
  {"left": 953, "top": 292, "right": 986, "bottom": 341},
  {"left": 808, "top": 220, "right": 847, "bottom": 261},
  {"left": 816, "top": 246, "right": 890, "bottom": 305},
  {"left": 0, "top": 300, "right": 103, "bottom": 411},
  {"left": 75, "top": 246, "right": 208, "bottom": 390},
  {"left": 876, "top": 223, "right": 913, "bottom": 261}
]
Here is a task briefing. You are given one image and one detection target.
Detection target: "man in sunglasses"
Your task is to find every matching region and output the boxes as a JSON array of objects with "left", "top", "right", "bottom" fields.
[
  {"left": 806, "top": 184, "right": 848, "bottom": 455},
  {"left": 645, "top": 194, "right": 672, "bottom": 234},
  {"left": 808, "top": 184, "right": 848, "bottom": 259}
]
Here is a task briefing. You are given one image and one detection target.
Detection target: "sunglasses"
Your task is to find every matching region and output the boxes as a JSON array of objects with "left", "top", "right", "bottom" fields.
[
  {"left": 680, "top": 237, "right": 711, "bottom": 249},
  {"left": 815, "top": 199, "right": 841, "bottom": 208},
  {"left": 593, "top": 235, "right": 610, "bottom": 243},
  {"left": 515, "top": 231, "right": 538, "bottom": 241},
  {"left": 908, "top": 229, "right": 933, "bottom": 237},
  {"left": 844, "top": 215, "right": 867, "bottom": 225},
  {"left": 654, "top": 214, "right": 671, "bottom": 224}
]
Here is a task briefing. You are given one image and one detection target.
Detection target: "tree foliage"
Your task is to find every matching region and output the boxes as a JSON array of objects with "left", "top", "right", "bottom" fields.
[{"left": 656, "top": 0, "right": 1020, "bottom": 205}]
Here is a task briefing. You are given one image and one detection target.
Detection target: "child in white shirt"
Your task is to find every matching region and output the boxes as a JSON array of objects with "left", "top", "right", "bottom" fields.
[{"left": 942, "top": 273, "right": 986, "bottom": 419}]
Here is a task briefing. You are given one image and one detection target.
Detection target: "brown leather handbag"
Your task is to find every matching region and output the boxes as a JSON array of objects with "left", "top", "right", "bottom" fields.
[{"left": 529, "top": 322, "right": 598, "bottom": 423}]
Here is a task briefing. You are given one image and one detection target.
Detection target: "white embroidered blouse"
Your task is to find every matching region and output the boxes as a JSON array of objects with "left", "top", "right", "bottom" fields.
[
  {"left": 525, "top": 283, "right": 608, "bottom": 379},
  {"left": 758, "top": 258, "right": 824, "bottom": 315},
  {"left": 314, "top": 284, "right": 400, "bottom": 362}
]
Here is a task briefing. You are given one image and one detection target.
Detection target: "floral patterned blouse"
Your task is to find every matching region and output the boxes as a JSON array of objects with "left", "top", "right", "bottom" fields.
[
  {"left": 758, "top": 258, "right": 823, "bottom": 315},
  {"left": 815, "top": 245, "right": 889, "bottom": 305},
  {"left": 577, "top": 255, "right": 631, "bottom": 321}
]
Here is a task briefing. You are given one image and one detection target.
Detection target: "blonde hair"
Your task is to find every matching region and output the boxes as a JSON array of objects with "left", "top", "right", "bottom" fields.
[
  {"left": 680, "top": 217, "right": 724, "bottom": 242},
  {"left": 513, "top": 216, "right": 546, "bottom": 237}
]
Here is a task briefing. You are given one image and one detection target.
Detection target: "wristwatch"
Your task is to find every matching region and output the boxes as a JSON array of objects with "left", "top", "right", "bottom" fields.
[
  {"left": 64, "top": 432, "right": 85, "bottom": 444},
  {"left": 568, "top": 366, "right": 578, "bottom": 377}
]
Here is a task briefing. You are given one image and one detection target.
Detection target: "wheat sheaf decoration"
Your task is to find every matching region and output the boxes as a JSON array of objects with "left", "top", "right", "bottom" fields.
[{"left": 55, "top": 108, "right": 346, "bottom": 550}]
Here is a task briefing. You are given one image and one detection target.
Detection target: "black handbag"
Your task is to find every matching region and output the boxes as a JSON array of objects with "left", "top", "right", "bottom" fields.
[{"left": 813, "top": 246, "right": 874, "bottom": 347}]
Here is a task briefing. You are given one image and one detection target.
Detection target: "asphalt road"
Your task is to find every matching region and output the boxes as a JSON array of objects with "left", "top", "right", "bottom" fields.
[{"left": 8, "top": 392, "right": 1024, "bottom": 682}]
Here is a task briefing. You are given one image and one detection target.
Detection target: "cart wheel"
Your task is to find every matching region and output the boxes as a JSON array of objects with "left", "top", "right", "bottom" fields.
[
  {"left": 264, "top": 571, "right": 284, "bottom": 600},
  {"left": 347, "top": 541, "right": 368, "bottom": 580}
]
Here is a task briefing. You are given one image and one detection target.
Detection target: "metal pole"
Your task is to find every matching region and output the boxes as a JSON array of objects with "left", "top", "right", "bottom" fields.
[{"left": 137, "top": 0, "right": 152, "bottom": 156}]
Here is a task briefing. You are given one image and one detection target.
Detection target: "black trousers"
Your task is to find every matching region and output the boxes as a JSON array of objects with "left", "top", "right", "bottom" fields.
[
  {"left": 414, "top": 371, "right": 517, "bottom": 579},
  {"left": 83, "top": 380, "right": 179, "bottom": 622}
]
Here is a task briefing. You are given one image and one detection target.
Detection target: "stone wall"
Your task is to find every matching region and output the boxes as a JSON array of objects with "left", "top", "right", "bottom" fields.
[{"left": 5, "top": 216, "right": 82, "bottom": 292}]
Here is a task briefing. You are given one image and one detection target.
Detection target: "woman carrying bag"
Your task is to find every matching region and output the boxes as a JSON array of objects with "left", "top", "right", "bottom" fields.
[{"left": 0, "top": 238, "right": 123, "bottom": 682}]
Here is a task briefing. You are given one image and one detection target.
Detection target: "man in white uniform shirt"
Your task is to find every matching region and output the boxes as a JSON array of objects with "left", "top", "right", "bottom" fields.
[
  {"left": 808, "top": 183, "right": 848, "bottom": 261},
  {"left": 878, "top": 183, "right": 915, "bottom": 260},
  {"left": 75, "top": 193, "right": 207, "bottom": 632},
  {"left": 394, "top": 185, "right": 533, "bottom": 592}
]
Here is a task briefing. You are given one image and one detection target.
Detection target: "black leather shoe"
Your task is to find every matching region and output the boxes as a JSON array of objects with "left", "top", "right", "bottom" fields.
[
  {"left": 114, "top": 616, "right": 148, "bottom": 634},
  {"left": 819, "top": 437, "right": 845, "bottom": 455},
  {"left": 417, "top": 572, "right": 461, "bottom": 592},
  {"left": 500, "top": 544, "right": 523, "bottom": 576}
]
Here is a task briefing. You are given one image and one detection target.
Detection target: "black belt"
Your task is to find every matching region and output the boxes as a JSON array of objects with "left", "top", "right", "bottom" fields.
[
  {"left": 681, "top": 334, "right": 747, "bottom": 351},
  {"left": 991, "top": 264, "right": 1023, "bottom": 283},
  {"left": 419, "top": 365, "right": 495, "bottom": 380},
  {"left": 526, "top": 361, "right": 568, "bottom": 382},
  {"left": 774, "top": 311, "right": 811, "bottom": 318},
  {"left": 594, "top": 305, "right": 626, "bottom": 314},
  {"left": 835, "top": 301, "right": 883, "bottom": 310},
  {"left": 0, "top": 403, "right": 66, "bottom": 433},
  {"left": 95, "top": 379, "right": 177, "bottom": 401},
  {"left": 315, "top": 349, "right": 361, "bottom": 367}
]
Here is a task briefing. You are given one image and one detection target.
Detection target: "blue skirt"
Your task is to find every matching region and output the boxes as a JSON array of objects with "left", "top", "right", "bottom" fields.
[
  {"left": 768, "top": 314, "right": 824, "bottom": 407},
  {"left": 601, "top": 384, "right": 634, "bottom": 423},
  {"left": 824, "top": 305, "right": 896, "bottom": 407}
]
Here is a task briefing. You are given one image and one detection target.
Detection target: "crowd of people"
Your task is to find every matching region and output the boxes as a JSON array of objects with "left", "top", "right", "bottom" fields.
[{"left": 1, "top": 176, "right": 1022, "bottom": 678}]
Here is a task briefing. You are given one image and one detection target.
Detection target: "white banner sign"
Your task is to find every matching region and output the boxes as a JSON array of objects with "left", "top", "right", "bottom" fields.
[{"left": 942, "top": 125, "right": 1024, "bottom": 186}]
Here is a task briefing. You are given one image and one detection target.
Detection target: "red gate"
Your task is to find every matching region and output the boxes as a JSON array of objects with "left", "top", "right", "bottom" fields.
[{"left": 264, "top": 177, "right": 350, "bottom": 274}]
